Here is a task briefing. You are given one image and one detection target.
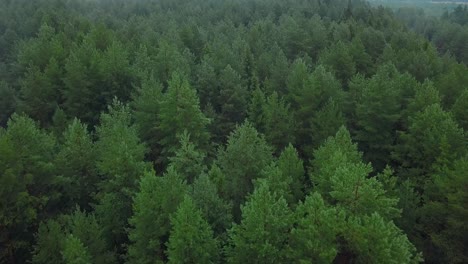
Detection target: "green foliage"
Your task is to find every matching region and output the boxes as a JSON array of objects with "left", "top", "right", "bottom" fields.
[
  {"left": 420, "top": 156, "right": 468, "bottom": 263},
  {"left": 130, "top": 76, "right": 163, "bottom": 161},
  {"left": 157, "top": 72, "right": 210, "bottom": 164},
  {"left": 310, "top": 98, "right": 346, "bottom": 150},
  {"left": 277, "top": 144, "right": 305, "bottom": 204},
  {"left": 63, "top": 208, "right": 115, "bottom": 264},
  {"left": 248, "top": 89, "right": 296, "bottom": 152},
  {"left": 0, "top": 81, "right": 17, "bottom": 126},
  {"left": 394, "top": 104, "right": 466, "bottom": 182},
  {"left": 216, "top": 121, "right": 273, "bottom": 220},
  {"left": 451, "top": 88, "right": 468, "bottom": 131},
  {"left": 319, "top": 41, "right": 356, "bottom": 86},
  {"left": 345, "top": 213, "right": 421, "bottom": 263},
  {"left": 214, "top": 65, "right": 249, "bottom": 140},
  {"left": 190, "top": 174, "right": 232, "bottom": 236},
  {"left": 0, "top": 114, "right": 57, "bottom": 262},
  {"left": 2, "top": 0, "right": 467, "bottom": 263},
  {"left": 168, "top": 131, "right": 206, "bottom": 184},
  {"left": 32, "top": 220, "right": 64, "bottom": 264},
  {"left": 289, "top": 193, "right": 345, "bottom": 263},
  {"left": 55, "top": 119, "right": 97, "bottom": 210},
  {"left": 94, "top": 100, "right": 149, "bottom": 251},
  {"left": 62, "top": 235, "right": 92, "bottom": 264},
  {"left": 32, "top": 208, "right": 113, "bottom": 264},
  {"left": 226, "top": 181, "right": 292, "bottom": 263},
  {"left": 166, "top": 196, "right": 219, "bottom": 263},
  {"left": 293, "top": 65, "right": 344, "bottom": 156},
  {"left": 127, "top": 169, "right": 188, "bottom": 263},
  {"left": 351, "top": 64, "right": 414, "bottom": 171},
  {"left": 406, "top": 81, "right": 441, "bottom": 118},
  {"left": 312, "top": 127, "right": 400, "bottom": 219}
]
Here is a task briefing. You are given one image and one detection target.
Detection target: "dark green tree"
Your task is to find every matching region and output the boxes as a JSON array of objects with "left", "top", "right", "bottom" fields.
[
  {"left": 451, "top": 88, "right": 468, "bottom": 131},
  {"left": 55, "top": 119, "right": 97, "bottom": 210},
  {"left": 62, "top": 235, "right": 92, "bottom": 264},
  {"left": 0, "top": 81, "right": 16, "bottom": 126},
  {"left": 32, "top": 220, "right": 64, "bottom": 264},
  {"left": 130, "top": 76, "right": 163, "bottom": 161},
  {"left": 190, "top": 174, "right": 232, "bottom": 236},
  {"left": 393, "top": 104, "right": 466, "bottom": 183},
  {"left": 0, "top": 114, "right": 57, "bottom": 263},
  {"left": 157, "top": 72, "right": 210, "bottom": 164},
  {"left": 94, "top": 100, "right": 149, "bottom": 252},
  {"left": 127, "top": 168, "right": 188, "bottom": 263},
  {"left": 168, "top": 131, "right": 206, "bottom": 184},
  {"left": 226, "top": 181, "right": 292, "bottom": 263},
  {"left": 419, "top": 156, "right": 468, "bottom": 263},
  {"left": 277, "top": 144, "right": 305, "bottom": 204},
  {"left": 216, "top": 121, "right": 273, "bottom": 220},
  {"left": 289, "top": 193, "right": 345, "bottom": 263},
  {"left": 294, "top": 65, "right": 344, "bottom": 156},
  {"left": 166, "top": 196, "right": 219, "bottom": 263}
]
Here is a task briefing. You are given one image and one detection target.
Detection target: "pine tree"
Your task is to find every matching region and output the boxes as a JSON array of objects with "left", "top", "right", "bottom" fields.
[
  {"left": 310, "top": 98, "right": 345, "bottom": 149},
  {"left": 94, "top": 100, "right": 149, "bottom": 252},
  {"left": 286, "top": 58, "right": 309, "bottom": 106},
  {"left": 157, "top": 72, "right": 210, "bottom": 165},
  {"left": 289, "top": 193, "right": 345, "bottom": 263},
  {"left": 352, "top": 64, "right": 408, "bottom": 171},
  {"left": 419, "top": 156, "right": 468, "bottom": 263},
  {"left": 168, "top": 131, "right": 206, "bottom": 184},
  {"left": 55, "top": 119, "right": 97, "bottom": 210},
  {"left": 0, "top": 114, "right": 57, "bottom": 262},
  {"left": 64, "top": 208, "right": 115, "bottom": 264},
  {"left": 62, "top": 235, "right": 92, "bottom": 264},
  {"left": 215, "top": 65, "right": 248, "bottom": 139},
  {"left": 311, "top": 127, "right": 400, "bottom": 219},
  {"left": 344, "top": 213, "right": 421, "bottom": 263},
  {"left": 261, "top": 92, "right": 296, "bottom": 152},
  {"left": 294, "top": 65, "right": 344, "bottom": 156},
  {"left": 277, "top": 144, "right": 306, "bottom": 204},
  {"left": 0, "top": 81, "right": 16, "bottom": 126},
  {"left": 32, "top": 220, "right": 65, "bottom": 264},
  {"left": 393, "top": 103, "right": 466, "bottom": 183},
  {"left": 130, "top": 76, "right": 163, "bottom": 162},
  {"left": 216, "top": 121, "right": 273, "bottom": 220},
  {"left": 319, "top": 41, "right": 356, "bottom": 86},
  {"left": 190, "top": 174, "right": 232, "bottom": 236},
  {"left": 226, "top": 181, "right": 292, "bottom": 263},
  {"left": 451, "top": 88, "right": 468, "bottom": 131},
  {"left": 166, "top": 196, "right": 219, "bottom": 263},
  {"left": 17, "top": 23, "right": 66, "bottom": 126},
  {"left": 127, "top": 169, "right": 188, "bottom": 263}
]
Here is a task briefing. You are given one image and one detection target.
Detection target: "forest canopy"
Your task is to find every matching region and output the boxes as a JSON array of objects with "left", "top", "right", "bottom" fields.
[{"left": 0, "top": 0, "right": 467, "bottom": 263}]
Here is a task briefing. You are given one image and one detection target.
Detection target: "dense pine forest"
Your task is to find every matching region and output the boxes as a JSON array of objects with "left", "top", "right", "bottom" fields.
[{"left": 0, "top": 0, "right": 467, "bottom": 263}]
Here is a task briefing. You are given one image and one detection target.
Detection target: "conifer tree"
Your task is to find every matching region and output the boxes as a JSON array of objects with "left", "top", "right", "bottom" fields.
[
  {"left": 168, "top": 131, "right": 206, "bottom": 184},
  {"left": 289, "top": 193, "right": 344, "bottom": 263},
  {"left": 277, "top": 144, "right": 305, "bottom": 204},
  {"left": 94, "top": 100, "right": 149, "bottom": 252},
  {"left": 190, "top": 174, "right": 232, "bottom": 236},
  {"left": 294, "top": 65, "right": 344, "bottom": 156},
  {"left": 62, "top": 235, "right": 92, "bottom": 264},
  {"left": 32, "top": 220, "right": 64, "bottom": 264},
  {"left": 166, "top": 196, "right": 218, "bottom": 263},
  {"left": 226, "top": 181, "right": 292, "bottom": 263},
  {"left": 127, "top": 169, "right": 188, "bottom": 263},
  {"left": 0, "top": 114, "right": 57, "bottom": 262},
  {"left": 157, "top": 72, "right": 210, "bottom": 164},
  {"left": 130, "top": 76, "right": 163, "bottom": 161},
  {"left": 55, "top": 119, "right": 97, "bottom": 210},
  {"left": 216, "top": 121, "right": 273, "bottom": 220},
  {"left": 394, "top": 104, "right": 466, "bottom": 183}
]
